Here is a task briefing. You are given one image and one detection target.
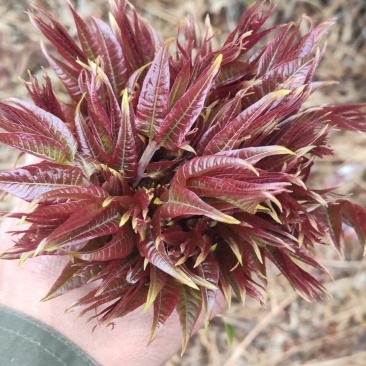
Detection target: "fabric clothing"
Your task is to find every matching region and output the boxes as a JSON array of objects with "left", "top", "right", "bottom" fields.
[{"left": 0, "top": 306, "right": 98, "bottom": 366}]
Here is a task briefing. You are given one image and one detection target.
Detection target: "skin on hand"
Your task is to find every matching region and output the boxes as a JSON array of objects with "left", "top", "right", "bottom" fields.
[{"left": 0, "top": 197, "right": 226, "bottom": 366}]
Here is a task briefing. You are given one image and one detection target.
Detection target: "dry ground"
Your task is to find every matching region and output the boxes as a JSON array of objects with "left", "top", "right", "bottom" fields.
[{"left": 0, "top": 0, "right": 366, "bottom": 365}]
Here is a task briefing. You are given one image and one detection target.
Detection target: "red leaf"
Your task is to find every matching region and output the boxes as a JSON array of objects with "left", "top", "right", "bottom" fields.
[
  {"left": 8, "top": 99, "right": 78, "bottom": 162},
  {"left": 137, "top": 235, "right": 198, "bottom": 289},
  {"left": 176, "top": 285, "right": 202, "bottom": 353},
  {"left": 135, "top": 41, "right": 170, "bottom": 140},
  {"left": 215, "top": 145, "right": 294, "bottom": 164},
  {"left": 25, "top": 73, "right": 66, "bottom": 121},
  {"left": 29, "top": 6, "right": 85, "bottom": 67},
  {"left": 41, "top": 44, "right": 81, "bottom": 102},
  {"left": 340, "top": 200, "right": 366, "bottom": 254},
  {"left": 109, "top": 89, "right": 137, "bottom": 181},
  {"left": 36, "top": 204, "right": 121, "bottom": 253},
  {"left": 74, "top": 96, "right": 111, "bottom": 163},
  {"left": 41, "top": 261, "right": 101, "bottom": 301},
  {"left": 0, "top": 133, "right": 68, "bottom": 163},
  {"left": 169, "top": 61, "right": 191, "bottom": 109},
  {"left": 160, "top": 182, "right": 240, "bottom": 224},
  {"left": 216, "top": 60, "right": 249, "bottom": 85},
  {"left": 154, "top": 54, "right": 222, "bottom": 150},
  {"left": 149, "top": 279, "right": 179, "bottom": 343},
  {"left": 32, "top": 185, "right": 108, "bottom": 205},
  {"left": 10, "top": 200, "right": 95, "bottom": 225},
  {"left": 66, "top": 0, "right": 100, "bottom": 61},
  {"left": 81, "top": 71, "right": 115, "bottom": 155},
  {"left": 256, "top": 24, "right": 294, "bottom": 75},
  {"left": 265, "top": 247, "right": 329, "bottom": 302},
  {"left": 0, "top": 162, "right": 83, "bottom": 201},
  {"left": 316, "top": 203, "right": 343, "bottom": 257},
  {"left": 318, "top": 200, "right": 366, "bottom": 256},
  {"left": 69, "top": 275, "right": 130, "bottom": 317},
  {"left": 326, "top": 104, "right": 366, "bottom": 132},
  {"left": 70, "top": 225, "right": 135, "bottom": 262},
  {"left": 204, "top": 90, "right": 290, "bottom": 154},
  {"left": 101, "top": 282, "right": 148, "bottom": 324},
  {"left": 109, "top": 1, "right": 144, "bottom": 71},
  {"left": 173, "top": 155, "right": 256, "bottom": 186},
  {"left": 91, "top": 18, "right": 128, "bottom": 94},
  {"left": 144, "top": 266, "right": 168, "bottom": 312},
  {"left": 196, "top": 95, "right": 242, "bottom": 154},
  {"left": 196, "top": 253, "right": 219, "bottom": 327}
]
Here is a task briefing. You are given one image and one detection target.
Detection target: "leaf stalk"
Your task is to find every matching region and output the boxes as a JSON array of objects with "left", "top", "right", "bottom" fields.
[{"left": 133, "top": 140, "right": 158, "bottom": 187}]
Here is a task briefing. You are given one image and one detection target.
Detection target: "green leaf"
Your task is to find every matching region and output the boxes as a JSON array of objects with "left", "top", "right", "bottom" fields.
[{"left": 224, "top": 323, "right": 235, "bottom": 347}]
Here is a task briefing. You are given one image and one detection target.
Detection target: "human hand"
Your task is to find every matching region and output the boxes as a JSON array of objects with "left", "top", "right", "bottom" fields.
[{"left": 0, "top": 162, "right": 226, "bottom": 366}]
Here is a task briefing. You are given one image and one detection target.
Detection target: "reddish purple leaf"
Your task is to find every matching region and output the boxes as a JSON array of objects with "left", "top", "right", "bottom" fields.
[
  {"left": 74, "top": 96, "right": 111, "bottom": 163},
  {"left": 66, "top": 0, "right": 100, "bottom": 61},
  {"left": 176, "top": 285, "right": 203, "bottom": 353},
  {"left": 70, "top": 225, "right": 135, "bottom": 262},
  {"left": 36, "top": 204, "right": 121, "bottom": 253},
  {"left": 154, "top": 54, "right": 222, "bottom": 150},
  {"left": 0, "top": 162, "right": 83, "bottom": 201},
  {"left": 169, "top": 61, "right": 191, "bottom": 109},
  {"left": 137, "top": 235, "right": 198, "bottom": 289},
  {"left": 0, "top": 133, "right": 68, "bottom": 163},
  {"left": 160, "top": 182, "right": 240, "bottom": 224},
  {"left": 135, "top": 41, "right": 170, "bottom": 140},
  {"left": 9, "top": 99, "right": 78, "bottom": 162},
  {"left": 196, "top": 253, "right": 219, "bottom": 326},
  {"left": 42, "top": 261, "right": 102, "bottom": 301},
  {"left": 92, "top": 18, "right": 128, "bottom": 94},
  {"left": 204, "top": 90, "right": 290, "bottom": 154},
  {"left": 109, "top": 89, "right": 137, "bottom": 181},
  {"left": 173, "top": 155, "right": 256, "bottom": 186},
  {"left": 149, "top": 279, "right": 179, "bottom": 343},
  {"left": 41, "top": 44, "right": 82, "bottom": 102}
]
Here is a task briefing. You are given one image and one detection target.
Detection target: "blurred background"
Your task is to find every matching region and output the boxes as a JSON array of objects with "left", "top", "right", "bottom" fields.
[{"left": 0, "top": 0, "right": 366, "bottom": 365}]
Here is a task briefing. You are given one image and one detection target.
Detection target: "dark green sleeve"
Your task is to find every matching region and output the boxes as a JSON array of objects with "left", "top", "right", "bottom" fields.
[{"left": 0, "top": 306, "right": 99, "bottom": 366}]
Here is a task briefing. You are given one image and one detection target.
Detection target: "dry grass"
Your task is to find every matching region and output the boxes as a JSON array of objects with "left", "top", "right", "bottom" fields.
[{"left": 0, "top": 0, "right": 365, "bottom": 365}]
